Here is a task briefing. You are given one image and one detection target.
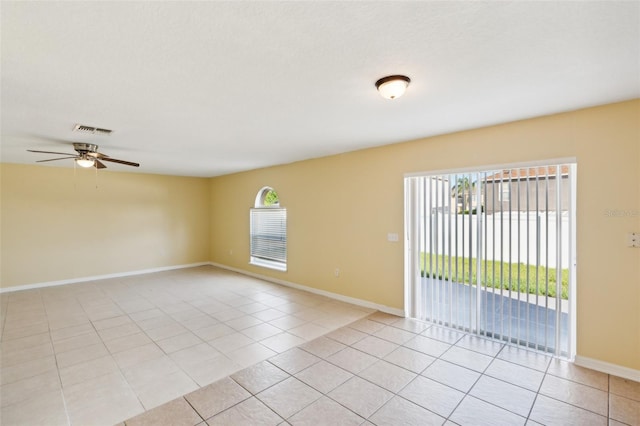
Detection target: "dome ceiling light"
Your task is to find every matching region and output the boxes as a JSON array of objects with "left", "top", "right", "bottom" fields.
[{"left": 375, "top": 75, "right": 411, "bottom": 100}]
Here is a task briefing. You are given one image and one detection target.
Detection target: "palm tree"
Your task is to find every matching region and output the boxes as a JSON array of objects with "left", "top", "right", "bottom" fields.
[{"left": 452, "top": 176, "right": 475, "bottom": 213}]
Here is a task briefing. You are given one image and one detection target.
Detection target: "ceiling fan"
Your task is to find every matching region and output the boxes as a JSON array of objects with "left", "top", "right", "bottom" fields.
[{"left": 28, "top": 143, "right": 139, "bottom": 169}]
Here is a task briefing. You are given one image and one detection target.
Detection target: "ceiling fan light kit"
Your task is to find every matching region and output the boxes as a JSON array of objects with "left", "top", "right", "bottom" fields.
[
  {"left": 375, "top": 75, "right": 411, "bottom": 100},
  {"left": 75, "top": 157, "right": 95, "bottom": 168}
]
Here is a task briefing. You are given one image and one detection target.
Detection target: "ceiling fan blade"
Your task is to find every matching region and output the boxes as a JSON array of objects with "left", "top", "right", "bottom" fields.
[
  {"left": 100, "top": 157, "right": 140, "bottom": 167},
  {"left": 36, "top": 156, "right": 78, "bottom": 163},
  {"left": 86, "top": 152, "right": 110, "bottom": 159},
  {"left": 95, "top": 159, "right": 107, "bottom": 169},
  {"left": 28, "top": 149, "right": 74, "bottom": 156}
]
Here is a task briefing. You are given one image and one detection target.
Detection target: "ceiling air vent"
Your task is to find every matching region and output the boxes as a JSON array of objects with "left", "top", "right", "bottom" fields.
[{"left": 73, "top": 124, "right": 113, "bottom": 135}]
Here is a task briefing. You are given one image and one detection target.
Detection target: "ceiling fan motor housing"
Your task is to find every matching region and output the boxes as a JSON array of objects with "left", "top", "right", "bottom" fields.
[{"left": 73, "top": 143, "right": 99, "bottom": 154}]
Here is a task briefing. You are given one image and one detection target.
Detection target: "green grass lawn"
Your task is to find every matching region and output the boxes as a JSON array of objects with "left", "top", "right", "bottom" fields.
[{"left": 420, "top": 253, "right": 569, "bottom": 299}]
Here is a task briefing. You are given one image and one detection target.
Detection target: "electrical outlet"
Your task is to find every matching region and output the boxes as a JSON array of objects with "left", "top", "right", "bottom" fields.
[{"left": 627, "top": 232, "right": 640, "bottom": 248}]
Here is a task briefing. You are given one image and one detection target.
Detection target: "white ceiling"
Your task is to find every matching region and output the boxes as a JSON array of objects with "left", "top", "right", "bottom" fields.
[{"left": 1, "top": 1, "right": 638, "bottom": 177}]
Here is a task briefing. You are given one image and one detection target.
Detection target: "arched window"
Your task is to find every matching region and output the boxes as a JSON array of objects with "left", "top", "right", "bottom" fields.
[
  {"left": 255, "top": 187, "right": 280, "bottom": 208},
  {"left": 250, "top": 187, "right": 287, "bottom": 271}
]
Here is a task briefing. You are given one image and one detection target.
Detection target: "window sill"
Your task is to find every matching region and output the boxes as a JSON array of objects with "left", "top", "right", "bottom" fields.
[{"left": 250, "top": 258, "right": 287, "bottom": 272}]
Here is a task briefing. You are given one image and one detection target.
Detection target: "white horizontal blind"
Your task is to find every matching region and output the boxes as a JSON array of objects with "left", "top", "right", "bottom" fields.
[{"left": 250, "top": 208, "right": 287, "bottom": 264}]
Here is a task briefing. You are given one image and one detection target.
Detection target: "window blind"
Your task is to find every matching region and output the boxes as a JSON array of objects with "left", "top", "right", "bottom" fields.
[
  {"left": 250, "top": 208, "right": 287, "bottom": 264},
  {"left": 405, "top": 163, "right": 575, "bottom": 357}
]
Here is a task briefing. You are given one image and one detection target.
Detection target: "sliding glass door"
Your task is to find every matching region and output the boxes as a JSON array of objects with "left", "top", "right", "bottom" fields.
[{"left": 405, "top": 162, "right": 576, "bottom": 357}]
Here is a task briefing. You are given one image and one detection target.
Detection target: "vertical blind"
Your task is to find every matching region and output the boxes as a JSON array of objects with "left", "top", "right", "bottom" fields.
[
  {"left": 250, "top": 208, "right": 287, "bottom": 264},
  {"left": 405, "top": 163, "right": 575, "bottom": 357}
]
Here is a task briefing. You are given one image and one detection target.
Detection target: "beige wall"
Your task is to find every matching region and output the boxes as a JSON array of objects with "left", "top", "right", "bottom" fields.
[
  {"left": 1, "top": 101, "right": 637, "bottom": 370},
  {"left": 210, "top": 100, "right": 640, "bottom": 370},
  {"left": 1, "top": 164, "right": 211, "bottom": 288}
]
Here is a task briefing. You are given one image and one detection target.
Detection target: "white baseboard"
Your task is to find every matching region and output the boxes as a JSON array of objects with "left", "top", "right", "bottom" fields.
[
  {"left": 0, "top": 262, "right": 211, "bottom": 294},
  {"left": 7, "top": 262, "right": 638, "bottom": 382},
  {"left": 2, "top": 260, "right": 406, "bottom": 316},
  {"left": 574, "top": 355, "right": 640, "bottom": 382},
  {"left": 209, "top": 262, "right": 406, "bottom": 317}
]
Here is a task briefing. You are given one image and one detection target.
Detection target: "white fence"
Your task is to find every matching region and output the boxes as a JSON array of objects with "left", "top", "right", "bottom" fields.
[{"left": 420, "top": 212, "right": 570, "bottom": 269}]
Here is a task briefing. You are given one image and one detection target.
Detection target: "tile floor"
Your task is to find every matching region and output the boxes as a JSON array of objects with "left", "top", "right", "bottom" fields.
[
  {"left": 0, "top": 266, "right": 372, "bottom": 425},
  {"left": 122, "top": 315, "right": 639, "bottom": 426},
  {"left": 1, "top": 266, "right": 639, "bottom": 425}
]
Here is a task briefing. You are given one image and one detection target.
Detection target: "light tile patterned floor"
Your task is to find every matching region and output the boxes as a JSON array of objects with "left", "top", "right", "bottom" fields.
[
  {"left": 1, "top": 266, "right": 639, "bottom": 425},
  {"left": 0, "top": 266, "right": 372, "bottom": 425}
]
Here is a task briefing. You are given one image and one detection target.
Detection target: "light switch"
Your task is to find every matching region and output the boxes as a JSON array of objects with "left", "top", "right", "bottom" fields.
[{"left": 387, "top": 233, "right": 399, "bottom": 242}]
